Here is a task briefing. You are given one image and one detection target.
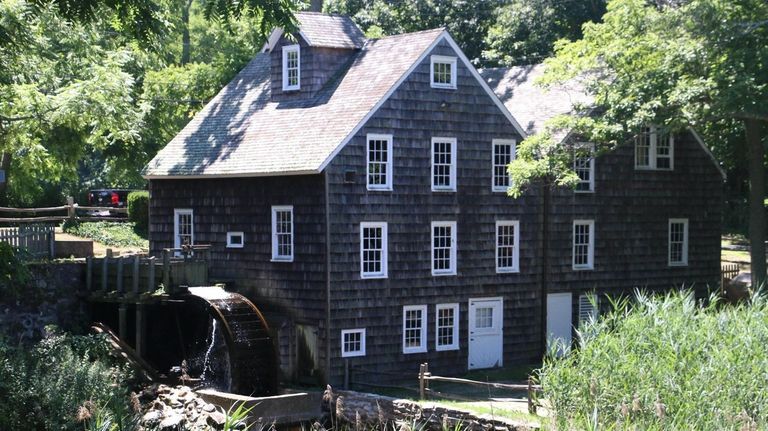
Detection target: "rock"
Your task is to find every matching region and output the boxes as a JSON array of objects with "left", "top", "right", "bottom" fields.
[
  {"left": 203, "top": 403, "right": 216, "bottom": 413},
  {"left": 159, "top": 413, "right": 185, "bottom": 430},
  {"left": 142, "top": 410, "right": 162, "bottom": 426},
  {"left": 207, "top": 410, "right": 226, "bottom": 427},
  {"left": 152, "top": 400, "right": 165, "bottom": 411}
]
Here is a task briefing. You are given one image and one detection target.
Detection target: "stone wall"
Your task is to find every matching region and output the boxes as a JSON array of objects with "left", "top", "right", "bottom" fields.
[{"left": 0, "top": 262, "right": 86, "bottom": 342}]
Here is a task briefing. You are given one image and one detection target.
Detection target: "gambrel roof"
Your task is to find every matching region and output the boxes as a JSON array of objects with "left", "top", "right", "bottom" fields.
[{"left": 144, "top": 26, "right": 524, "bottom": 179}]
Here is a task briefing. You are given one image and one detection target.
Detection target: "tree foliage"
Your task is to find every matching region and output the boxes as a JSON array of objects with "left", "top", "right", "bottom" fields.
[
  {"left": 0, "top": 0, "right": 295, "bottom": 205},
  {"left": 510, "top": 0, "right": 768, "bottom": 281}
]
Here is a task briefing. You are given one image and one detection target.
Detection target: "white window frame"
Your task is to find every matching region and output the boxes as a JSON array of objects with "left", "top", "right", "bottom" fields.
[
  {"left": 635, "top": 126, "right": 674, "bottom": 170},
  {"left": 341, "top": 328, "right": 366, "bottom": 358},
  {"left": 668, "top": 218, "right": 689, "bottom": 266},
  {"left": 430, "top": 55, "right": 457, "bottom": 89},
  {"left": 366, "top": 134, "right": 393, "bottom": 191},
  {"left": 572, "top": 219, "right": 595, "bottom": 270},
  {"left": 282, "top": 44, "right": 300, "bottom": 91},
  {"left": 574, "top": 142, "right": 595, "bottom": 193},
  {"left": 492, "top": 139, "right": 516, "bottom": 192},
  {"left": 435, "top": 303, "right": 459, "bottom": 351},
  {"left": 271, "top": 205, "right": 294, "bottom": 262},
  {"left": 360, "top": 222, "right": 388, "bottom": 279},
  {"left": 578, "top": 293, "right": 599, "bottom": 326},
  {"left": 173, "top": 209, "right": 194, "bottom": 253},
  {"left": 431, "top": 137, "right": 457, "bottom": 192},
  {"left": 402, "top": 305, "right": 427, "bottom": 354},
  {"left": 495, "top": 220, "right": 520, "bottom": 273},
  {"left": 431, "top": 221, "right": 457, "bottom": 276},
  {"left": 226, "top": 231, "right": 244, "bottom": 249}
]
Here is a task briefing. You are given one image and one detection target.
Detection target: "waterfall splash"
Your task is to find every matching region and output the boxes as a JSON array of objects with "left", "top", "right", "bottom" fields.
[{"left": 200, "top": 319, "right": 218, "bottom": 382}]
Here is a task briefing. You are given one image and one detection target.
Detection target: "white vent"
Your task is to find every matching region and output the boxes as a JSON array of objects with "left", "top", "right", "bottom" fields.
[{"left": 578, "top": 294, "right": 598, "bottom": 326}]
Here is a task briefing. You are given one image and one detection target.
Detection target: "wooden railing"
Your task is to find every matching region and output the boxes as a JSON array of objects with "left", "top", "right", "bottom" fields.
[
  {"left": 721, "top": 263, "right": 741, "bottom": 296},
  {"left": 418, "top": 363, "right": 542, "bottom": 414},
  {"left": 0, "top": 225, "right": 55, "bottom": 258},
  {"left": 0, "top": 196, "right": 128, "bottom": 224},
  {"left": 85, "top": 246, "right": 211, "bottom": 298}
]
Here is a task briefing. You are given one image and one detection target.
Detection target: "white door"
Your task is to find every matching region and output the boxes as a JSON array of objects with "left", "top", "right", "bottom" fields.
[
  {"left": 546, "top": 293, "right": 573, "bottom": 356},
  {"left": 468, "top": 297, "right": 503, "bottom": 370}
]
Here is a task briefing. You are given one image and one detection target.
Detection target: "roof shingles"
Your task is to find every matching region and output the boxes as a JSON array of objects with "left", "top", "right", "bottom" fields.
[{"left": 144, "top": 28, "right": 444, "bottom": 178}]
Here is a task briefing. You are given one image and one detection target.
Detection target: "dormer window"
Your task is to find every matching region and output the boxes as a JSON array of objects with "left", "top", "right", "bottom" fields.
[
  {"left": 282, "top": 44, "right": 300, "bottom": 91},
  {"left": 635, "top": 126, "right": 674, "bottom": 170},
  {"left": 430, "top": 55, "right": 457, "bottom": 89}
]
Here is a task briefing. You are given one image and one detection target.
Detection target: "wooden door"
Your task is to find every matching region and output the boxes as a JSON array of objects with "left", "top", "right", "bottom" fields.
[{"left": 468, "top": 297, "right": 503, "bottom": 370}]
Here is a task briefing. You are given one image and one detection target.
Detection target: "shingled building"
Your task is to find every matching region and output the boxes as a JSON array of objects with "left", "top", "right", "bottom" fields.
[{"left": 144, "top": 12, "right": 723, "bottom": 385}]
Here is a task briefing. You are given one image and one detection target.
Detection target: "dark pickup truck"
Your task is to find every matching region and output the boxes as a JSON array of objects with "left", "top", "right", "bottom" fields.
[{"left": 88, "top": 189, "right": 133, "bottom": 209}]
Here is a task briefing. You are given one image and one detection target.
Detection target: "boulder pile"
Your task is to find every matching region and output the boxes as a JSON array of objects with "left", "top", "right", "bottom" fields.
[{"left": 137, "top": 384, "right": 239, "bottom": 430}]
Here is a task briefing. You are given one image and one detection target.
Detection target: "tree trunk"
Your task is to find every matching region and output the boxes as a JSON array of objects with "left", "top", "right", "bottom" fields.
[
  {"left": 0, "top": 152, "right": 11, "bottom": 206},
  {"left": 181, "top": 0, "right": 193, "bottom": 65},
  {"left": 745, "top": 119, "right": 766, "bottom": 288},
  {"left": 309, "top": 0, "right": 323, "bottom": 12}
]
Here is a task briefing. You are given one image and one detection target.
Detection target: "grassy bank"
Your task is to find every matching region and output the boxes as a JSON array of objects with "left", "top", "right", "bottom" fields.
[
  {"left": 63, "top": 221, "right": 148, "bottom": 249},
  {"left": 539, "top": 291, "right": 768, "bottom": 430}
]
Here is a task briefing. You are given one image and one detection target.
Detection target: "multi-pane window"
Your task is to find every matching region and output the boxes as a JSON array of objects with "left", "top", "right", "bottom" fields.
[
  {"left": 174, "top": 209, "right": 194, "bottom": 253},
  {"left": 341, "top": 329, "right": 366, "bottom": 358},
  {"left": 271, "top": 206, "right": 293, "bottom": 261},
  {"left": 496, "top": 220, "right": 520, "bottom": 273},
  {"left": 282, "top": 44, "right": 300, "bottom": 91},
  {"left": 475, "top": 307, "right": 494, "bottom": 329},
  {"left": 492, "top": 139, "right": 516, "bottom": 192},
  {"left": 436, "top": 303, "right": 459, "bottom": 351},
  {"left": 669, "top": 218, "right": 689, "bottom": 266},
  {"left": 431, "top": 137, "right": 457, "bottom": 191},
  {"left": 367, "top": 134, "right": 392, "bottom": 190},
  {"left": 432, "top": 221, "right": 457, "bottom": 276},
  {"left": 403, "top": 305, "right": 427, "bottom": 354},
  {"left": 574, "top": 143, "right": 595, "bottom": 193},
  {"left": 430, "top": 55, "right": 457, "bottom": 89},
  {"left": 360, "top": 222, "right": 387, "bottom": 278},
  {"left": 635, "top": 126, "right": 674, "bottom": 170},
  {"left": 572, "top": 220, "right": 595, "bottom": 270},
  {"left": 578, "top": 294, "right": 599, "bottom": 327}
]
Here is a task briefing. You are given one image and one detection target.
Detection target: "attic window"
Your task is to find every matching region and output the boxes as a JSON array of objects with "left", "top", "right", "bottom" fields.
[
  {"left": 282, "top": 44, "right": 300, "bottom": 91},
  {"left": 430, "top": 55, "right": 457, "bottom": 89},
  {"left": 635, "top": 126, "right": 674, "bottom": 170}
]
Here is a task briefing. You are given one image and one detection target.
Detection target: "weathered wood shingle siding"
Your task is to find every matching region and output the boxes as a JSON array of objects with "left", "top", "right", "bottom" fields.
[
  {"left": 324, "top": 40, "right": 539, "bottom": 384},
  {"left": 148, "top": 175, "right": 328, "bottom": 375},
  {"left": 546, "top": 131, "right": 722, "bottom": 307},
  {"left": 270, "top": 35, "right": 357, "bottom": 102}
]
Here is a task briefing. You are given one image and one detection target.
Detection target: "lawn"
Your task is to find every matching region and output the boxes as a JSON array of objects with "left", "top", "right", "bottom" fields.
[{"left": 62, "top": 221, "right": 148, "bottom": 249}]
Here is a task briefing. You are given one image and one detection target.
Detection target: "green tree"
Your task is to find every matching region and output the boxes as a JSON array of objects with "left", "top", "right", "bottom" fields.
[
  {"left": 482, "top": 0, "right": 606, "bottom": 66},
  {"left": 509, "top": 0, "right": 768, "bottom": 285}
]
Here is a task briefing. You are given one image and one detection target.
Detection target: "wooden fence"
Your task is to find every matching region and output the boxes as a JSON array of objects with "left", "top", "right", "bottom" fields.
[
  {"left": 721, "top": 263, "right": 741, "bottom": 296},
  {"left": 0, "top": 225, "right": 55, "bottom": 258},
  {"left": 85, "top": 246, "right": 211, "bottom": 298},
  {"left": 0, "top": 196, "right": 128, "bottom": 224},
  {"left": 418, "top": 363, "right": 542, "bottom": 414}
]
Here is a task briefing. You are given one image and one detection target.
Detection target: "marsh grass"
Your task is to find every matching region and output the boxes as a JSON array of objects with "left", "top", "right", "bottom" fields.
[{"left": 539, "top": 290, "right": 768, "bottom": 430}]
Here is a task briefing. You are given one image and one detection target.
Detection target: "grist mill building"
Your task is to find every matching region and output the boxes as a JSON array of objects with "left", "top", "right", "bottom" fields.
[{"left": 143, "top": 12, "right": 723, "bottom": 385}]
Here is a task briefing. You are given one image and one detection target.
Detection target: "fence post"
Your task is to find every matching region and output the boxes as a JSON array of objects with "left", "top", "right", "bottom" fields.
[
  {"left": 116, "top": 257, "right": 124, "bottom": 295},
  {"left": 162, "top": 249, "right": 171, "bottom": 294},
  {"left": 344, "top": 359, "right": 349, "bottom": 390},
  {"left": 132, "top": 255, "right": 140, "bottom": 295},
  {"left": 48, "top": 225, "right": 55, "bottom": 259},
  {"left": 66, "top": 196, "right": 75, "bottom": 221},
  {"left": 86, "top": 256, "right": 93, "bottom": 292},
  {"left": 147, "top": 256, "right": 156, "bottom": 293},
  {"left": 527, "top": 376, "right": 534, "bottom": 414},
  {"left": 419, "top": 363, "right": 426, "bottom": 400}
]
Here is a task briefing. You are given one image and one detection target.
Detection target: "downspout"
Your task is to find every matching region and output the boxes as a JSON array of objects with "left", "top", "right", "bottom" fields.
[
  {"left": 540, "top": 178, "right": 550, "bottom": 357},
  {"left": 324, "top": 170, "right": 332, "bottom": 383}
]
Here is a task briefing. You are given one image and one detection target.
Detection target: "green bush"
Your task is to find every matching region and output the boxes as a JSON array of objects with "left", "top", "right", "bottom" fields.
[
  {"left": 0, "top": 329, "right": 137, "bottom": 430},
  {"left": 127, "top": 190, "right": 149, "bottom": 231},
  {"left": 539, "top": 291, "right": 768, "bottom": 430}
]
